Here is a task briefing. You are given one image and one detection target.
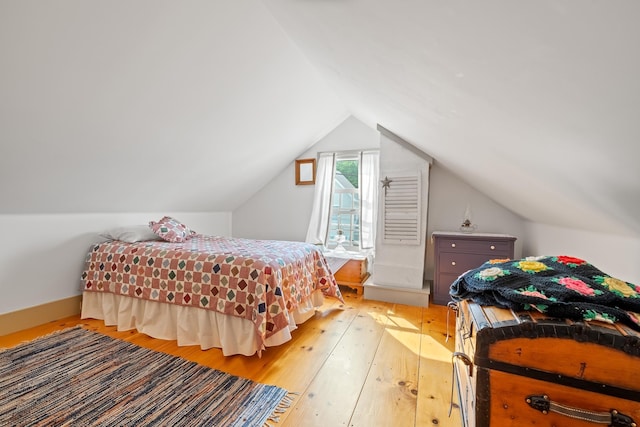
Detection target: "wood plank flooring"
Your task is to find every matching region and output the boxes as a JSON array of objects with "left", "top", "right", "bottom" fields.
[{"left": 0, "top": 289, "right": 462, "bottom": 427}]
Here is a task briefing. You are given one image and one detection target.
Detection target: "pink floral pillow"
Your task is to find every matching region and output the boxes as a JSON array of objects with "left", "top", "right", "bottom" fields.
[{"left": 149, "top": 216, "right": 196, "bottom": 243}]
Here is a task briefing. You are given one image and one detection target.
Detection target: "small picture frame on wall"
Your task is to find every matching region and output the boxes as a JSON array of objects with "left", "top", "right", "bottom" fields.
[{"left": 295, "top": 158, "right": 316, "bottom": 185}]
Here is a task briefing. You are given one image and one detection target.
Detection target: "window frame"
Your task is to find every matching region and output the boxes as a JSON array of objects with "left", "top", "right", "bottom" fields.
[{"left": 327, "top": 154, "right": 361, "bottom": 250}]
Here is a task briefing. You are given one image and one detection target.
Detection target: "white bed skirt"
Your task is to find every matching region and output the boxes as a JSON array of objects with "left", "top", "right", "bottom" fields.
[{"left": 81, "top": 290, "right": 324, "bottom": 356}]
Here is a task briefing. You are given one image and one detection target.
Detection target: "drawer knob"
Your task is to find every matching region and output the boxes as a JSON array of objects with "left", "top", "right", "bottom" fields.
[
  {"left": 451, "top": 243, "right": 456, "bottom": 248},
  {"left": 490, "top": 245, "right": 495, "bottom": 250},
  {"left": 452, "top": 261, "right": 456, "bottom": 266}
]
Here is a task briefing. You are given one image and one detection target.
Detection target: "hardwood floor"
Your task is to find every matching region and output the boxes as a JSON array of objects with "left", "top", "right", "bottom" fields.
[{"left": 0, "top": 289, "right": 462, "bottom": 427}]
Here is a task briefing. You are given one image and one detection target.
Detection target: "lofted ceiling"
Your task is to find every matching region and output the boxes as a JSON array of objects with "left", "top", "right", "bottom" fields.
[
  {"left": 1, "top": 1, "right": 639, "bottom": 237},
  {"left": 263, "top": 0, "right": 640, "bottom": 237},
  {"left": 0, "top": 1, "right": 348, "bottom": 214}
]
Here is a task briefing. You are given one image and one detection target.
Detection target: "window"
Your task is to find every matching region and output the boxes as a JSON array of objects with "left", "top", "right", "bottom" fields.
[
  {"left": 328, "top": 156, "right": 361, "bottom": 249},
  {"left": 305, "top": 150, "right": 379, "bottom": 253}
]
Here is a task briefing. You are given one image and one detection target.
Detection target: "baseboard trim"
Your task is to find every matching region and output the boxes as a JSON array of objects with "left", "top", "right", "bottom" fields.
[{"left": 0, "top": 295, "right": 82, "bottom": 336}]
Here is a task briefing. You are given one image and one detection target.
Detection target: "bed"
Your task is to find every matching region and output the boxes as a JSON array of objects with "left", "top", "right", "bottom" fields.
[{"left": 81, "top": 228, "right": 343, "bottom": 356}]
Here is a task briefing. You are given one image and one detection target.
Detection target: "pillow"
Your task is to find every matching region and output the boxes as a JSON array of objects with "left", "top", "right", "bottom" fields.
[
  {"left": 149, "top": 216, "right": 196, "bottom": 243},
  {"left": 99, "top": 225, "right": 161, "bottom": 243}
]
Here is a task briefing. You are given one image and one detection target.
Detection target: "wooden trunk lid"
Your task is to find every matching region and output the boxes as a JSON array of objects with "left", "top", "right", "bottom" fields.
[{"left": 457, "top": 300, "right": 640, "bottom": 399}]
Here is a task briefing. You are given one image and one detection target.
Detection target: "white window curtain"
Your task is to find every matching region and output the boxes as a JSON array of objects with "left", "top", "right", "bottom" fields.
[
  {"left": 359, "top": 150, "right": 379, "bottom": 249},
  {"left": 305, "top": 153, "right": 336, "bottom": 245}
]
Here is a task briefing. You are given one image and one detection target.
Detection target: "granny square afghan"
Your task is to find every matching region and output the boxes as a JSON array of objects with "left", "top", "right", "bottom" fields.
[{"left": 450, "top": 255, "right": 640, "bottom": 330}]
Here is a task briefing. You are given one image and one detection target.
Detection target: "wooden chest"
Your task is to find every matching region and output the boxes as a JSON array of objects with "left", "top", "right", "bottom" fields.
[
  {"left": 453, "top": 299, "right": 640, "bottom": 427},
  {"left": 432, "top": 232, "right": 516, "bottom": 305}
]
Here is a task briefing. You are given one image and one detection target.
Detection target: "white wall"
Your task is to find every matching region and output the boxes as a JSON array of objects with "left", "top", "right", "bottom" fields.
[
  {"left": 424, "top": 165, "right": 640, "bottom": 287},
  {"left": 233, "top": 116, "right": 380, "bottom": 240},
  {"left": 425, "top": 163, "right": 527, "bottom": 280},
  {"left": 523, "top": 222, "right": 640, "bottom": 284},
  {"left": 372, "top": 134, "right": 430, "bottom": 289},
  {"left": 234, "top": 115, "right": 530, "bottom": 285},
  {"left": 0, "top": 212, "right": 231, "bottom": 315},
  {"left": 233, "top": 114, "right": 640, "bottom": 291}
]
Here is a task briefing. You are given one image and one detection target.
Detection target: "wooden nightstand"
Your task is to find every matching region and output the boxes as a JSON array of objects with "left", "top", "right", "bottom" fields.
[
  {"left": 324, "top": 252, "right": 369, "bottom": 295},
  {"left": 334, "top": 258, "right": 369, "bottom": 295}
]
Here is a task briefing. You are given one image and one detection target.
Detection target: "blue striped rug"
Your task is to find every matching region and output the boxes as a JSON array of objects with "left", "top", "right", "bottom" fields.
[{"left": 0, "top": 327, "right": 292, "bottom": 426}]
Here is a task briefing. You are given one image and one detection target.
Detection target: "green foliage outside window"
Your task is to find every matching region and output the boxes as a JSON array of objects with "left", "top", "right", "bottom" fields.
[{"left": 336, "top": 160, "right": 358, "bottom": 188}]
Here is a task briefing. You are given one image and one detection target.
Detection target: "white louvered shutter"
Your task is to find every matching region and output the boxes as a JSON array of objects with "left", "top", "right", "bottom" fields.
[{"left": 382, "top": 171, "right": 421, "bottom": 245}]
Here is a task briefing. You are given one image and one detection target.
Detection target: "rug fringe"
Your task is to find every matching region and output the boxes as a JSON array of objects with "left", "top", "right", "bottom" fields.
[
  {"left": 264, "top": 391, "right": 300, "bottom": 426},
  {"left": 0, "top": 325, "right": 86, "bottom": 352}
]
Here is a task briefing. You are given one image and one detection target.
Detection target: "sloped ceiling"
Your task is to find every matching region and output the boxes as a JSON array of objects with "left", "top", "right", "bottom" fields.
[
  {"left": 264, "top": 0, "right": 640, "bottom": 236},
  {"left": 1, "top": 1, "right": 639, "bottom": 238},
  {"left": 0, "top": 1, "right": 347, "bottom": 214}
]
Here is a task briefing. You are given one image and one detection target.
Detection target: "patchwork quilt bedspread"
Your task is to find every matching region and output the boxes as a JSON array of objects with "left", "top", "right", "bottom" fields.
[{"left": 81, "top": 235, "right": 343, "bottom": 351}]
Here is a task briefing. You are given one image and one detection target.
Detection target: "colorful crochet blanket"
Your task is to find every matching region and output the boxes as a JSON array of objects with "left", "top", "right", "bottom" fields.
[{"left": 449, "top": 255, "right": 640, "bottom": 330}]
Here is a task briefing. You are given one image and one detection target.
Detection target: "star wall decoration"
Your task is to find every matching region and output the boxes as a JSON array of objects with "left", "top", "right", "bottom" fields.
[{"left": 381, "top": 176, "right": 392, "bottom": 195}]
